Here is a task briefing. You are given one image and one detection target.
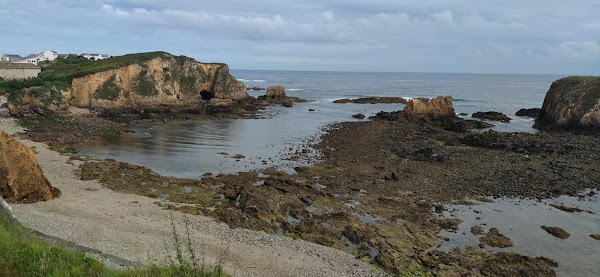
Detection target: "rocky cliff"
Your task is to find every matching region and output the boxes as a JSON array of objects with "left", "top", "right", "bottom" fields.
[
  {"left": 64, "top": 54, "right": 248, "bottom": 110},
  {"left": 0, "top": 130, "right": 60, "bottom": 203},
  {"left": 534, "top": 77, "right": 600, "bottom": 131}
]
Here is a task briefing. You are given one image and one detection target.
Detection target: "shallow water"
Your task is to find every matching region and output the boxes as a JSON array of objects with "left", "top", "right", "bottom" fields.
[
  {"left": 435, "top": 190, "right": 600, "bottom": 277},
  {"left": 81, "top": 71, "right": 563, "bottom": 177}
]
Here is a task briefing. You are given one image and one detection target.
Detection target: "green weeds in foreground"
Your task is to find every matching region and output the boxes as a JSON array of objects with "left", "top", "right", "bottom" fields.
[{"left": 0, "top": 207, "right": 227, "bottom": 277}]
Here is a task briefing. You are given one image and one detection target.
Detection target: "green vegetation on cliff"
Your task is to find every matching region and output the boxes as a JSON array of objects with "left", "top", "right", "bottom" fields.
[
  {"left": 133, "top": 70, "right": 159, "bottom": 97},
  {"left": 95, "top": 75, "right": 121, "bottom": 101},
  {"left": 39, "top": 52, "right": 191, "bottom": 83},
  {"left": 0, "top": 206, "right": 227, "bottom": 277}
]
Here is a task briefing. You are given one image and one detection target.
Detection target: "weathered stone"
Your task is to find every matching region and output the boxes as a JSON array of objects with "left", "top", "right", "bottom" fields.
[
  {"left": 0, "top": 130, "right": 60, "bottom": 203},
  {"left": 479, "top": 227, "right": 513, "bottom": 248},
  {"left": 265, "top": 85, "right": 286, "bottom": 100},
  {"left": 541, "top": 226, "right": 570, "bottom": 239},
  {"left": 404, "top": 96, "right": 455, "bottom": 119},
  {"left": 352, "top": 113, "right": 365, "bottom": 119},
  {"left": 472, "top": 111, "right": 511, "bottom": 122},
  {"left": 535, "top": 77, "right": 600, "bottom": 131},
  {"left": 515, "top": 108, "right": 541, "bottom": 118}
]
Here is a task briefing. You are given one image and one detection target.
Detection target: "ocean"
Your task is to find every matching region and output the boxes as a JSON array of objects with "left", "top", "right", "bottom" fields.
[{"left": 80, "top": 71, "right": 565, "bottom": 178}]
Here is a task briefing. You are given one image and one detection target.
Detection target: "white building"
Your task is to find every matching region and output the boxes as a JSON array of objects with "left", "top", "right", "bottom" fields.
[
  {"left": 81, "top": 53, "right": 111, "bottom": 60},
  {"left": 37, "top": 50, "right": 58, "bottom": 62}
]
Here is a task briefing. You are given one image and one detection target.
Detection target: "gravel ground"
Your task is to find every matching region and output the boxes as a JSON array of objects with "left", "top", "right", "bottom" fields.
[{"left": 1, "top": 118, "right": 383, "bottom": 277}]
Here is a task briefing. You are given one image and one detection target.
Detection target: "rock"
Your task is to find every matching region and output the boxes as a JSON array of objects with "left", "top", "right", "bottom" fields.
[
  {"left": 309, "top": 109, "right": 316, "bottom": 112},
  {"left": 479, "top": 227, "right": 513, "bottom": 248},
  {"left": 404, "top": 96, "right": 455, "bottom": 120},
  {"left": 436, "top": 218, "right": 462, "bottom": 230},
  {"left": 534, "top": 77, "right": 600, "bottom": 131},
  {"left": 549, "top": 204, "right": 586, "bottom": 213},
  {"left": 0, "top": 130, "right": 61, "bottom": 203},
  {"left": 472, "top": 111, "right": 511, "bottom": 122},
  {"left": 541, "top": 226, "right": 570, "bottom": 239},
  {"left": 471, "top": 225, "right": 484, "bottom": 235},
  {"left": 248, "top": 87, "right": 265, "bottom": 91},
  {"left": 0, "top": 196, "right": 13, "bottom": 218},
  {"left": 352, "top": 113, "right": 365, "bottom": 119},
  {"left": 334, "top": 97, "right": 408, "bottom": 104},
  {"left": 265, "top": 85, "right": 286, "bottom": 100},
  {"left": 515, "top": 108, "right": 541, "bottom": 118},
  {"left": 590, "top": 234, "right": 600, "bottom": 241}
]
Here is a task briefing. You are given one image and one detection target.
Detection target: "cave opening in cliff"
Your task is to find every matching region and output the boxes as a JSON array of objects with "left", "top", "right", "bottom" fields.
[{"left": 200, "top": 90, "right": 214, "bottom": 101}]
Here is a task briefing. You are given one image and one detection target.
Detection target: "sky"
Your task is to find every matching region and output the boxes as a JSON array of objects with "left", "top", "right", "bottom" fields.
[{"left": 0, "top": 0, "right": 599, "bottom": 74}]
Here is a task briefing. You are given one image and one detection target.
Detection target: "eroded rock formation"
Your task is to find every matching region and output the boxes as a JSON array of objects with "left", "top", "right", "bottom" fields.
[
  {"left": 65, "top": 55, "right": 248, "bottom": 110},
  {"left": 372, "top": 96, "right": 493, "bottom": 132},
  {"left": 0, "top": 130, "right": 60, "bottom": 203},
  {"left": 535, "top": 76, "right": 600, "bottom": 131}
]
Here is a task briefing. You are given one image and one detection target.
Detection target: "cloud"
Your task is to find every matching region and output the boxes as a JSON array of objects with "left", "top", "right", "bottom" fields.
[{"left": 547, "top": 41, "right": 600, "bottom": 61}]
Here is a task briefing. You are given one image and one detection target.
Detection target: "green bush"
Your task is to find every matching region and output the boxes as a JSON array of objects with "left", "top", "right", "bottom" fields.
[{"left": 95, "top": 75, "right": 121, "bottom": 101}]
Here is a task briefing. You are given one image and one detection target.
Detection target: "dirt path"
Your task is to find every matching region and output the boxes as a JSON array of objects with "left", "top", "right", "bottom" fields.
[{"left": 1, "top": 118, "right": 381, "bottom": 277}]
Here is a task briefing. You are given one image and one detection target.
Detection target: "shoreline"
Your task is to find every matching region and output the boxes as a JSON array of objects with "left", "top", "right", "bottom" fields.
[{"left": 1, "top": 118, "right": 382, "bottom": 277}]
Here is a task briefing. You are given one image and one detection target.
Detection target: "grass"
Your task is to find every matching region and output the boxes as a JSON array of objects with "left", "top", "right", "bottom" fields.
[{"left": 0, "top": 206, "right": 228, "bottom": 277}]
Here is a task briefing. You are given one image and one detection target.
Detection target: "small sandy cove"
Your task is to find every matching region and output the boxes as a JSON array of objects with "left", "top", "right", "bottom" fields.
[{"left": 1, "top": 118, "right": 380, "bottom": 277}]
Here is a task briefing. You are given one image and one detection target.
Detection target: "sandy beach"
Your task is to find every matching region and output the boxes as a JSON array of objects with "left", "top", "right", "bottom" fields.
[{"left": 1, "top": 118, "right": 381, "bottom": 277}]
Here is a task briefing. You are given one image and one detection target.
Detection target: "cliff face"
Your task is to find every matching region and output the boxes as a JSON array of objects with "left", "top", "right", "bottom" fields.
[
  {"left": 64, "top": 55, "right": 248, "bottom": 110},
  {"left": 534, "top": 77, "right": 600, "bottom": 131},
  {"left": 0, "top": 130, "right": 61, "bottom": 203}
]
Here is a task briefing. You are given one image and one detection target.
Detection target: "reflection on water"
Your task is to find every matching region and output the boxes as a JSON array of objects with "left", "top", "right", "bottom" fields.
[
  {"left": 435, "top": 190, "right": 600, "bottom": 277},
  {"left": 81, "top": 102, "right": 403, "bottom": 178}
]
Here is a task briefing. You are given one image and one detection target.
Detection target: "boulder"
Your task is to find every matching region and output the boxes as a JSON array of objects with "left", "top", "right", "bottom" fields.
[
  {"left": 0, "top": 130, "right": 61, "bottom": 203},
  {"left": 265, "top": 85, "right": 286, "bottom": 100},
  {"left": 404, "top": 96, "right": 455, "bottom": 120},
  {"left": 534, "top": 77, "right": 600, "bottom": 131},
  {"left": 372, "top": 96, "right": 493, "bottom": 132},
  {"left": 352, "top": 113, "right": 366, "bottom": 119},
  {"left": 472, "top": 111, "right": 511, "bottom": 122},
  {"left": 515, "top": 108, "right": 541, "bottom": 118},
  {"left": 541, "top": 226, "right": 570, "bottom": 239}
]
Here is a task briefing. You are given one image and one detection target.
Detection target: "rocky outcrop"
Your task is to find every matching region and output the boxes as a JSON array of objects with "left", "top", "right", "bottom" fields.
[
  {"left": 65, "top": 55, "right": 248, "bottom": 110},
  {"left": 472, "top": 111, "right": 511, "bottom": 122},
  {"left": 372, "top": 96, "right": 493, "bottom": 132},
  {"left": 541, "top": 226, "right": 570, "bottom": 239},
  {"left": 404, "top": 96, "right": 455, "bottom": 119},
  {"left": 516, "top": 108, "right": 541, "bottom": 118},
  {"left": 535, "top": 77, "right": 600, "bottom": 131},
  {"left": 479, "top": 227, "right": 513, "bottom": 248},
  {"left": 258, "top": 85, "right": 297, "bottom": 107},
  {"left": 0, "top": 130, "right": 60, "bottom": 203}
]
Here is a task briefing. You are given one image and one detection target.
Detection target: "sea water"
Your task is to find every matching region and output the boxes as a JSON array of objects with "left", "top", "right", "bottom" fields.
[{"left": 80, "top": 71, "right": 564, "bottom": 177}]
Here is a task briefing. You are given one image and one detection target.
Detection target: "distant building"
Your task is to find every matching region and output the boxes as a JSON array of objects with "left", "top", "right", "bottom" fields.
[
  {"left": 81, "top": 53, "right": 111, "bottom": 60},
  {"left": 3, "top": 54, "right": 24, "bottom": 62},
  {"left": 37, "top": 50, "right": 58, "bottom": 62},
  {"left": 0, "top": 63, "right": 41, "bottom": 80}
]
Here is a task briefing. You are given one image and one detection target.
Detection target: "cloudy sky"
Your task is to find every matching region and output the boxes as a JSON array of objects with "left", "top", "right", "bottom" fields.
[{"left": 1, "top": 0, "right": 598, "bottom": 74}]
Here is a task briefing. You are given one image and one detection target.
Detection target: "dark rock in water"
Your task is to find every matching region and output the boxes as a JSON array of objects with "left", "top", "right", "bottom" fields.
[
  {"left": 515, "top": 108, "right": 541, "bottom": 118},
  {"left": 471, "top": 225, "right": 484, "bottom": 235},
  {"left": 309, "top": 109, "right": 316, "bottom": 112},
  {"left": 479, "top": 227, "right": 513, "bottom": 248},
  {"left": 458, "top": 112, "right": 468, "bottom": 116},
  {"left": 541, "top": 226, "right": 570, "bottom": 239},
  {"left": 472, "top": 111, "right": 511, "bottom": 122},
  {"left": 436, "top": 218, "right": 462, "bottom": 230},
  {"left": 334, "top": 97, "right": 408, "bottom": 104},
  {"left": 248, "top": 87, "right": 266, "bottom": 91},
  {"left": 535, "top": 77, "right": 600, "bottom": 131},
  {"left": 352, "top": 113, "right": 365, "bottom": 119},
  {"left": 590, "top": 234, "right": 600, "bottom": 241},
  {"left": 265, "top": 85, "right": 286, "bottom": 99}
]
